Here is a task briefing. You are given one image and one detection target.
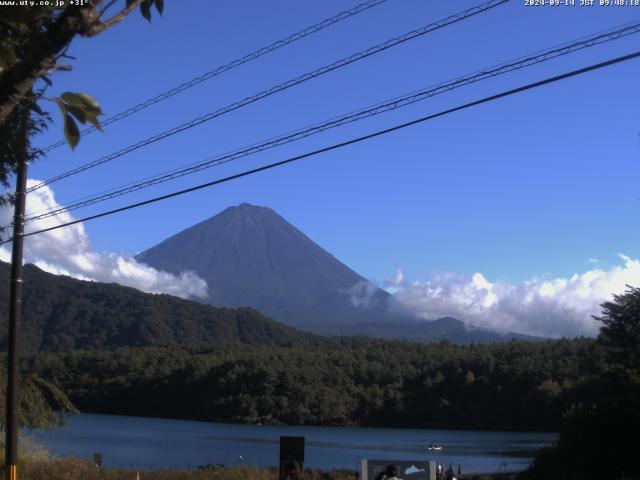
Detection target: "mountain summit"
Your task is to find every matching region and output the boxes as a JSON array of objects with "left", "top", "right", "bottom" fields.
[{"left": 136, "top": 203, "right": 391, "bottom": 332}]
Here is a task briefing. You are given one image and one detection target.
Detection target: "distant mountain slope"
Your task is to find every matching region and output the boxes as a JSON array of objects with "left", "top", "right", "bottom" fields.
[
  {"left": 136, "top": 203, "right": 393, "bottom": 332},
  {"left": 345, "top": 317, "right": 543, "bottom": 343},
  {"left": 0, "top": 262, "right": 321, "bottom": 352}
]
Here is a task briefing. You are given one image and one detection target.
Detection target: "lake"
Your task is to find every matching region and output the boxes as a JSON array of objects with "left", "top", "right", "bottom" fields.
[{"left": 29, "top": 413, "right": 556, "bottom": 474}]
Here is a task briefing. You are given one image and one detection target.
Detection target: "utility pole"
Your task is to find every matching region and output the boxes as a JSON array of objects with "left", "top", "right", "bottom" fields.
[{"left": 4, "top": 114, "right": 28, "bottom": 480}]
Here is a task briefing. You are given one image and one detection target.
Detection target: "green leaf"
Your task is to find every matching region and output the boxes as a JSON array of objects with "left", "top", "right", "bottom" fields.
[
  {"left": 84, "top": 111, "right": 103, "bottom": 132},
  {"left": 154, "top": 0, "right": 164, "bottom": 15},
  {"left": 140, "top": 0, "right": 152, "bottom": 22},
  {"left": 66, "top": 105, "right": 87, "bottom": 125},
  {"left": 63, "top": 114, "right": 80, "bottom": 150},
  {"left": 57, "top": 93, "right": 104, "bottom": 135},
  {"left": 60, "top": 92, "right": 102, "bottom": 114}
]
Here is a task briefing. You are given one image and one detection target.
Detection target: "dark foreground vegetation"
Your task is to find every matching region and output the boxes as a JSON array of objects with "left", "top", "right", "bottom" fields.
[
  {"left": 0, "top": 451, "right": 520, "bottom": 480},
  {"left": 2, "top": 455, "right": 358, "bottom": 480},
  {"left": 521, "top": 287, "right": 640, "bottom": 480}
]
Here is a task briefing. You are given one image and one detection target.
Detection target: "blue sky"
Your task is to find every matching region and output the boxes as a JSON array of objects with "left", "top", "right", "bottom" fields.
[{"left": 6, "top": 0, "right": 640, "bottom": 335}]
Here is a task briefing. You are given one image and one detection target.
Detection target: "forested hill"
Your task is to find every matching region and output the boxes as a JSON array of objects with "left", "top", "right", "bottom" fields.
[
  {"left": 26, "top": 338, "right": 598, "bottom": 431},
  {"left": 0, "top": 262, "right": 322, "bottom": 351}
]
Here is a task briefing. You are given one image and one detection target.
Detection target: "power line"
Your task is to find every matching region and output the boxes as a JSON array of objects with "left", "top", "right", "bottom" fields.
[
  {"left": 39, "top": 0, "right": 390, "bottom": 154},
  {"left": 27, "top": 0, "right": 509, "bottom": 194},
  {"left": 23, "top": 20, "right": 640, "bottom": 223},
  {"left": 4, "top": 49, "right": 638, "bottom": 246}
]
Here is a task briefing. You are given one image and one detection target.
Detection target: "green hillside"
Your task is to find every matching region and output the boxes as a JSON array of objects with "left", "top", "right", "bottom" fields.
[{"left": 0, "top": 262, "right": 321, "bottom": 351}]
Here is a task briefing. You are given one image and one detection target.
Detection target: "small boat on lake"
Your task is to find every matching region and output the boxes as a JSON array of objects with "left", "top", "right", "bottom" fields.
[{"left": 428, "top": 442, "right": 443, "bottom": 451}]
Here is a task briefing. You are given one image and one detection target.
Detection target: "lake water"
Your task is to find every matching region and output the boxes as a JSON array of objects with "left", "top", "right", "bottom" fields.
[{"left": 29, "top": 413, "right": 556, "bottom": 474}]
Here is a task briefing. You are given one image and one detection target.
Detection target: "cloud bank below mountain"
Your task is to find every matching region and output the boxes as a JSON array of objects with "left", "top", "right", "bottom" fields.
[
  {"left": 386, "top": 256, "right": 639, "bottom": 337},
  {"left": 0, "top": 180, "right": 207, "bottom": 299}
]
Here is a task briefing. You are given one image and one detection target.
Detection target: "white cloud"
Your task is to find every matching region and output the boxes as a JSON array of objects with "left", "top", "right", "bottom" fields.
[
  {"left": 0, "top": 180, "right": 208, "bottom": 299},
  {"left": 388, "top": 267, "right": 405, "bottom": 286},
  {"left": 388, "top": 256, "right": 640, "bottom": 338},
  {"left": 347, "top": 280, "right": 380, "bottom": 308},
  {"left": 383, "top": 267, "right": 405, "bottom": 294}
]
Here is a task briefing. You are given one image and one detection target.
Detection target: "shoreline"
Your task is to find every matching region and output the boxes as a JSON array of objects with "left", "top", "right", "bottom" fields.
[{"left": 57, "top": 410, "right": 560, "bottom": 436}]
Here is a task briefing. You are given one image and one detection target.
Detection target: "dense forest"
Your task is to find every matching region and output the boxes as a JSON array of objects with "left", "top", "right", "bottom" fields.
[
  {"left": 23, "top": 337, "right": 598, "bottom": 432},
  {"left": 0, "top": 262, "right": 322, "bottom": 351}
]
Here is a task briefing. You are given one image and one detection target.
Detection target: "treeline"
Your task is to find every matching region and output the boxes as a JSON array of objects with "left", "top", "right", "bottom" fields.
[{"left": 25, "top": 337, "right": 599, "bottom": 431}]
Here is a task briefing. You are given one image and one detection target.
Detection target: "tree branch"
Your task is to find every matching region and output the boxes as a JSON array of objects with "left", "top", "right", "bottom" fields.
[
  {"left": 0, "top": 1, "right": 144, "bottom": 125},
  {"left": 0, "top": 7, "right": 87, "bottom": 125},
  {"left": 84, "top": 0, "right": 143, "bottom": 37},
  {"left": 45, "top": 64, "right": 73, "bottom": 74}
]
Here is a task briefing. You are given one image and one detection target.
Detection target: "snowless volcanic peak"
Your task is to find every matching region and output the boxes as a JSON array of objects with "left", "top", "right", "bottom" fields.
[{"left": 136, "top": 203, "right": 391, "bottom": 332}]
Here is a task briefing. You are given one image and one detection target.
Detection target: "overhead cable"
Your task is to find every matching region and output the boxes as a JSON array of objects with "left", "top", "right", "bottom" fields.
[
  {"left": 3, "top": 49, "right": 637, "bottom": 245},
  {"left": 24, "top": 20, "right": 640, "bottom": 222},
  {"left": 39, "top": 0, "right": 390, "bottom": 154},
  {"left": 27, "top": 0, "right": 509, "bottom": 193}
]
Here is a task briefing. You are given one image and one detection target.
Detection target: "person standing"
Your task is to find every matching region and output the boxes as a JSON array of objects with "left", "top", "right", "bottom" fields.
[
  {"left": 374, "top": 470, "right": 387, "bottom": 480},
  {"left": 445, "top": 464, "right": 455, "bottom": 480},
  {"left": 384, "top": 464, "right": 403, "bottom": 480},
  {"left": 285, "top": 461, "right": 302, "bottom": 480}
]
